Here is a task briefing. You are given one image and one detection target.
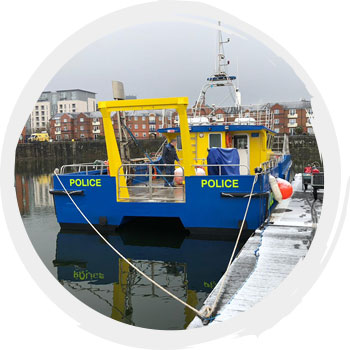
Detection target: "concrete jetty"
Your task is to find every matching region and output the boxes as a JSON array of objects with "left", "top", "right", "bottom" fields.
[{"left": 188, "top": 178, "right": 322, "bottom": 328}]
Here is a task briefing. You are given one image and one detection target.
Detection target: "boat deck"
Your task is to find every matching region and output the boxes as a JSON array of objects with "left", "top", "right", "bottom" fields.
[
  {"left": 187, "top": 184, "right": 322, "bottom": 328},
  {"left": 123, "top": 179, "right": 185, "bottom": 202}
]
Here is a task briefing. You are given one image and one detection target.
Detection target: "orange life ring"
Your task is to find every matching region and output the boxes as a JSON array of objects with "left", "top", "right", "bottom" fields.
[
  {"left": 226, "top": 132, "right": 232, "bottom": 148},
  {"left": 152, "top": 166, "right": 157, "bottom": 180},
  {"left": 104, "top": 160, "right": 110, "bottom": 175}
]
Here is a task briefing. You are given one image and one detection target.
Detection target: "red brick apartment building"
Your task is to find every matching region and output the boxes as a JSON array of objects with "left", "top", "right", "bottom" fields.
[
  {"left": 49, "top": 100, "right": 313, "bottom": 140},
  {"left": 49, "top": 111, "right": 176, "bottom": 141},
  {"left": 50, "top": 112, "right": 102, "bottom": 141},
  {"left": 184, "top": 99, "right": 314, "bottom": 135}
]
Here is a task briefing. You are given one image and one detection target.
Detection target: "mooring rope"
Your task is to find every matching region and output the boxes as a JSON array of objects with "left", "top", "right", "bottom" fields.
[
  {"left": 53, "top": 170, "right": 259, "bottom": 322},
  {"left": 201, "top": 173, "right": 259, "bottom": 319},
  {"left": 53, "top": 171, "right": 203, "bottom": 318}
]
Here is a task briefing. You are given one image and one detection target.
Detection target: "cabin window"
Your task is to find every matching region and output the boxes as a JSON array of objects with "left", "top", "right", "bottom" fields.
[
  {"left": 209, "top": 133, "right": 222, "bottom": 148},
  {"left": 176, "top": 135, "right": 182, "bottom": 150},
  {"left": 233, "top": 135, "right": 248, "bottom": 149}
]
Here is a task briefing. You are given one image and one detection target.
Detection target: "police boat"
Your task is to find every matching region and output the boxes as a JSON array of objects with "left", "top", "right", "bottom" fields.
[{"left": 50, "top": 97, "right": 292, "bottom": 238}]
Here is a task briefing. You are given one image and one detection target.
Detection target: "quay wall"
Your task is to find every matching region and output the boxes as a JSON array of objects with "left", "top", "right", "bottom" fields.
[
  {"left": 15, "top": 135, "right": 321, "bottom": 173},
  {"left": 288, "top": 135, "right": 321, "bottom": 172},
  {"left": 15, "top": 139, "right": 164, "bottom": 161}
]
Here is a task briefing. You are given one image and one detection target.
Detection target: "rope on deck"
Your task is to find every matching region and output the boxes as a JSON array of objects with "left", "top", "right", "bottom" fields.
[{"left": 53, "top": 170, "right": 259, "bottom": 323}]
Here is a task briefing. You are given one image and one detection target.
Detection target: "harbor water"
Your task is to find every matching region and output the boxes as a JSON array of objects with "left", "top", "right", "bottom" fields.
[{"left": 16, "top": 161, "right": 249, "bottom": 330}]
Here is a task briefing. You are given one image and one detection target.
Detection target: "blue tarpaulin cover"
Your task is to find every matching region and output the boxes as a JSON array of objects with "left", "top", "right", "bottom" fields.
[{"left": 207, "top": 148, "right": 240, "bottom": 175}]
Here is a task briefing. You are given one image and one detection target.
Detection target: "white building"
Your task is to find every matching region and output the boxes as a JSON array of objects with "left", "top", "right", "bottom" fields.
[{"left": 29, "top": 89, "right": 96, "bottom": 133}]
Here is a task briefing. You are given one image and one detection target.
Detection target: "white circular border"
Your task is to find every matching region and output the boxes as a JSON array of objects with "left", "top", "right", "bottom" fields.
[{"left": 0, "top": 1, "right": 342, "bottom": 348}]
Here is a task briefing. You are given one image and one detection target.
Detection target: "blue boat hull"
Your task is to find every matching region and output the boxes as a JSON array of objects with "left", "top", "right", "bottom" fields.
[{"left": 51, "top": 156, "right": 291, "bottom": 234}]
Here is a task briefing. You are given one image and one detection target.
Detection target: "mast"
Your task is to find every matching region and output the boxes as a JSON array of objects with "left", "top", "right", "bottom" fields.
[{"left": 193, "top": 21, "right": 241, "bottom": 119}]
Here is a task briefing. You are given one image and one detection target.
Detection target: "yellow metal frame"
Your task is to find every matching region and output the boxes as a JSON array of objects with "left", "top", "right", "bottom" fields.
[{"left": 98, "top": 97, "right": 196, "bottom": 201}]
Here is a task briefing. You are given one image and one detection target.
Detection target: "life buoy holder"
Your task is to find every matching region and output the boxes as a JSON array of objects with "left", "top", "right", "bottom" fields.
[{"left": 226, "top": 132, "right": 232, "bottom": 148}]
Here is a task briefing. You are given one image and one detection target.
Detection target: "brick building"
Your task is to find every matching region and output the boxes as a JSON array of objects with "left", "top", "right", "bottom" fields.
[
  {"left": 181, "top": 99, "right": 313, "bottom": 135},
  {"left": 50, "top": 112, "right": 103, "bottom": 141},
  {"left": 125, "top": 111, "right": 175, "bottom": 139},
  {"left": 29, "top": 89, "right": 96, "bottom": 134},
  {"left": 50, "top": 110, "right": 176, "bottom": 141}
]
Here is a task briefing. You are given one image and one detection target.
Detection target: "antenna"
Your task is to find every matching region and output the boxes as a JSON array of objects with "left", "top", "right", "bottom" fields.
[{"left": 193, "top": 21, "right": 241, "bottom": 118}]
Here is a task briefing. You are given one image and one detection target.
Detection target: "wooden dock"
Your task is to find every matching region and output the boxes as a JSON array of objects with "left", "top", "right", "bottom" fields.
[{"left": 188, "top": 185, "right": 322, "bottom": 328}]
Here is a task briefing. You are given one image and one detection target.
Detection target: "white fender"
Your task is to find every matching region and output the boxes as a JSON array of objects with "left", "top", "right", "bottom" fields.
[{"left": 269, "top": 175, "right": 282, "bottom": 203}]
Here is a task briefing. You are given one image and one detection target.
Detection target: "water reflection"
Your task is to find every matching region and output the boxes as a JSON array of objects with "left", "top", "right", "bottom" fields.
[
  {"left": 15, "top": 174, "right": 54, "bottom": 211},
  {"left": 16, "top": 167, "right": 246, "bottom": 330},
  {"left": 54, "top": 231, "right": 237, "bottom": 330}
]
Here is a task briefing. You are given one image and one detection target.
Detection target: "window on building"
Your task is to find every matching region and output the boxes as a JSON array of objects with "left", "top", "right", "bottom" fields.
[
  {"left": 35, "top": 106, "right": 39, "bottom": 110},
  {"left": 93, "top": 126, "right": 99, "bottom": 131},
  {"left": 274, "top": 119, "right": 279, "bottom": 124},
  {"left": 72, "top": 103, "right": 76, "bottom": 108},
  {"left": 59, "top": 110, "right": 63, "bottom": 113},
  {"left": 134, "top": 125, "right": 138, "bottom": 129},
  {"left": 142, "top": 124, "right": 146, "bottom": 129},
  {"left": 41, "top": 105, "right": 44, "bottom": 110},
  {"left": 289, "top": 109, "right": 296, "bottom": 115},
  {"left": 56, "top": 127, "right": 60, "bottom": 132},
  {"left": 35, "top": 111, "right": 39, "bottom": 116},
  {"left": 289, "top": 119, "right": 297, "bottom": 125},
  {"left": 63, "top": 118, "right": 67, "bottom": 123},
  {"left": 72, "top": 109, "right": 76, "bottom": 113},
  {"left": 158, "top": 116, "right": 162, "bottom": 121},
  {"left": 308, "top": 108, "right": 313, "bottom": 114},
  {"left": 63, "top": 126, "right": 67, "bottom": 131},
  {"left": 36, "top": 117, "right": 39, "bottom": 121},
  {"left": 80, "top": 118, "right": 84, "bottom": 122},
  {"left": 143, "top": 133, "right": 146, "bottom": 137},
  {"left": 307, "top": 127, "right": 314, "bottom": 134},
  {"left": 64, "top": 134, "right": 69, "bottom": 140},
  {"left": 149, "top": 125, "right": 156, "bottom": 131},
  {"left": 41, "top": 111, "right": 45, "bottom": 116},
  {"left": 80, "top": 134, "right": 85, "bottom": 138},
  {"left": 274, "top": 109, "right": 280, "bottom": 115},
  {"left": 56, "top": 135, "right": 61, "bottom": 141},
  {"left": 274, "top": 128, "right": 280, "bottom": 133},
  {"left": 80, "top": 126, "right": 84, "bottom": 131},
  {"left": 244, "top": 112, "right": 250, "bottom": 118},
  {"left": 41, "top": 117, "right": 45, "bottom": 121},
  {"left": 209, "top": 133, "right": 222, "bottom": 148},
  {"left": 134, "top": 116, "right": 138, "bottom": 121},
  {"left": 142, "top": 116, "right": 146, "bottom": 121},
  {"left": 36, "top": 122, "right": 40, "bottom": 127},
  {"left": 59, "top": 104, "right": 63, "bottom": 109},
  {"left": 135, "top": 133, "right": 139, "bottom": 137}
]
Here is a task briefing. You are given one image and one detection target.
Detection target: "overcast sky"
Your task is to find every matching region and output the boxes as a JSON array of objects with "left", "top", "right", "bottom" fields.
[{"left": 45, "top": 20, "right": 311, "bottom": 106}]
